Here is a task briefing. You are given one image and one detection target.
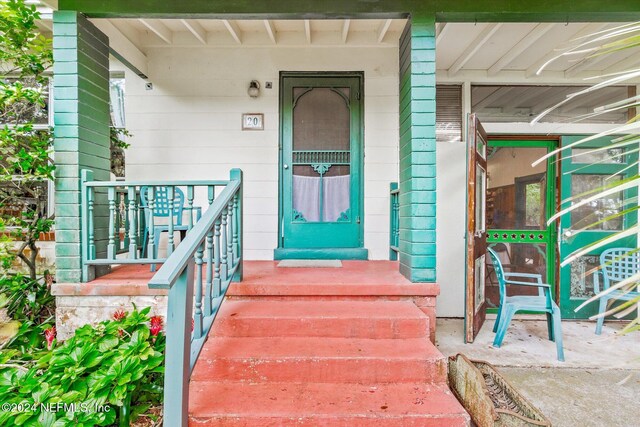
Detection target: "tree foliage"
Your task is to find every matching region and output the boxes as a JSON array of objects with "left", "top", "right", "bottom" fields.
[{"left": 0, "top": 0, "right": 54, "bottom": 279}]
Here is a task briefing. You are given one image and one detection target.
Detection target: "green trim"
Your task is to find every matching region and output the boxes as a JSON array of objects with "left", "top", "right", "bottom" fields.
[
  {"left": 486, "top": 138, "right": 558, "bottom": 311},
  {"left": 278, "top": 72, "right": 365, "bottom": 254},
  {"left": 559, "top": 135, "right": 638, "bottom": 319},
  {"left": 398, "top": 19, "right": 437, "bottom": 283},
  {"left": 487, "top": 230, "right": 549, "bottom": 244},
  {"left": 59, "top": 0, "right": 640, "bottom": 22},
  {"left": 274, "top": 248, "right": 369, "bottom": 260},
  {"left": 54, "top": 11, "right": 111, "bottom": 283}
]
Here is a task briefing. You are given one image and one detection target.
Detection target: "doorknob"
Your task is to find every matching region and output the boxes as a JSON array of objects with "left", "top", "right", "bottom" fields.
[{"left": 283, "top": 164, "right": 289, "bottom": 169}]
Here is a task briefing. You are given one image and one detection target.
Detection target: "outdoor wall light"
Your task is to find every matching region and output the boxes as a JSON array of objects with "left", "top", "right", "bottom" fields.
[{"left": 248, "top": 80, "right": 260, "bottom": 98}]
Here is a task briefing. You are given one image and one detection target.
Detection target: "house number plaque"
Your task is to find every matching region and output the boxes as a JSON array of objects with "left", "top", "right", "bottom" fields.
[{"left": 242, "top": 113, "right": 264, "bottom": 130}]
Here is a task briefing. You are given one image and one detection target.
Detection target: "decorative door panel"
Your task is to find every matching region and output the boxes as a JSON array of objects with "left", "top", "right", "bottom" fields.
[
  {"left": 485, "top": 140, "right": 557, "bottom": 313},
  {"left": 465, "top": 114, "right": 488, "bottom": 343},
  {"left": 280, "top": 74, "right": 363, "bottom": 251}
]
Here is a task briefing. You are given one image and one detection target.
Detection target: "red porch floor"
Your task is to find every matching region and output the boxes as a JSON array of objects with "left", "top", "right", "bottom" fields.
[{"left": 78, "top": 260, "right": 436, "bottom": 292}]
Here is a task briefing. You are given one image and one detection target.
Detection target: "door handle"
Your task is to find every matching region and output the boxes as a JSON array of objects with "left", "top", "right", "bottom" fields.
[
  {"left": 560, "top": 228, "right": 573, "bottom": 244},
  {"left": 283, "top": 164, "right": 289, "bottom": 169}
]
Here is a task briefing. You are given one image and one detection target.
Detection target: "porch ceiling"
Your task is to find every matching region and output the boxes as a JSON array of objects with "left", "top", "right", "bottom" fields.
[{"left": 34, "top": 5, "right": 639, "bottom": 83}]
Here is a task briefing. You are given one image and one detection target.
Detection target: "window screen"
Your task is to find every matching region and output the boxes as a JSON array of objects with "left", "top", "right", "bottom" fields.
[{"left": 436, "top": 85, "right": 462, "bottom": 143}]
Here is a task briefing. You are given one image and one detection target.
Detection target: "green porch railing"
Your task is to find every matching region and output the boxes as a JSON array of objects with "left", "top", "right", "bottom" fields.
[
  {"left": 148, "top": 168, "right": 242, "bottom": 426},
  {"left": 81, "top": 169, "right": 230, "bottom": 280},
  {"left": 389, "top": 182, "right": 399, "bottom": 260}
]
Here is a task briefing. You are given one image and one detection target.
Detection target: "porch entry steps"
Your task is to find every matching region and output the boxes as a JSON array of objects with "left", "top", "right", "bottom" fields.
[{"left": 188, "top": 299, "right": 469, "bottom": 426}]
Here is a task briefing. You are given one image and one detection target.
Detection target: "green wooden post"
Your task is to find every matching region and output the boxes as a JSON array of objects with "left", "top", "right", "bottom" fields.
[
  {"left": 53, "top": 11, "right": 111, "bottom": 282},
  {"left": 398, "top": 17, "right": 437, "bottom": 282},
  {"left": 231, "top": 169, "right": 243, "bottom": 282},
  {"left": 163, "top": 261, "right": 195, "bottom": 426}
]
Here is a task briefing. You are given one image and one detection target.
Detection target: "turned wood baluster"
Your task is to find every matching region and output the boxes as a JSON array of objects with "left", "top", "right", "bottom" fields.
[
  {"left": 220, "top": 208, "right": 228, "bottom": 282},
  {"left": 205, "top": 229, "right": 214, "bottom": 315},
  {"left": 123, "top": 192, "right": 130, "bottom": 249},
  {"left": 226, "top": 200, "right": 234, "bottom": 268},
  {"left": 107, "top": 187, "right": 116, "bottom": 259},
  {"left": 87, "top": 187, "right": 96, "bottom": 260},
  {"left": 194, "top": 242, "right": 204, "bottom": 338},
  {"left": 187, "top": 186, "right": 195, "bottom": 230},
  {"left": 128, "top": 187, "right": 137, "bottom": 258},
  {"left": 147, "top": 187, "right": 156, "bottom": 260},
  {"left": 232, "top": 193, "right": 239, "bottom": 264},
  {"left": 213, "top": 218, "right": 221, "bottom": 297},
  {"left": 167, "top": 186, "right": 175, "bottom": 255}
]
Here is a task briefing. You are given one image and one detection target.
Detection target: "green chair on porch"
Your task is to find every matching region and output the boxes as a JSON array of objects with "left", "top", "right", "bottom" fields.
[
  {"left": 594, "top": 247, "right": 640, "bottom": 335},
  {"left": 140, "top": 186, "right": 188, "bottom": 272},
  {"left": 487, "top": 247, "right": 565, "bottom": 361}
]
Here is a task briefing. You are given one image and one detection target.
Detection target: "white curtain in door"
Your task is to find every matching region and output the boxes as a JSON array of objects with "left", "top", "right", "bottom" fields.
[
  {"left": 293, "top": 174, "right": 350, "bottom": 222},
  {"left": 322, "top": 175, "right": 350, "bottom": 221}
]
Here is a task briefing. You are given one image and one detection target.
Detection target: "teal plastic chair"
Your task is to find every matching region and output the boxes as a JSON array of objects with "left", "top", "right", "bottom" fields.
[
  {"left": 487, "top": 247, "right": 565, "bottom": 361},
  {"left": 594, "top": 247, "right": 640, "bottom": 335},
  {"left": 140, "top": 186, "right": 188, "bottom": 272}
]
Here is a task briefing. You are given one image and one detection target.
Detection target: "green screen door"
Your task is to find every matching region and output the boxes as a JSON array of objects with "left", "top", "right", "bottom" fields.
[
  {"left": 559, "top": 135, "right": 638, "bottom": 318},
  {"left": 276, "top": 73, "right": 366, "bottom": 260}
]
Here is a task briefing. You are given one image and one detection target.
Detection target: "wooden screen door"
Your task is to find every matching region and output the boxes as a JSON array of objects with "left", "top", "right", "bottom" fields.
[
  {"left": 465, "top": 114, "right": 489, "bottom": 343},
  {"left": 278, "top": 73, "right": 365, "bottom": 259}
]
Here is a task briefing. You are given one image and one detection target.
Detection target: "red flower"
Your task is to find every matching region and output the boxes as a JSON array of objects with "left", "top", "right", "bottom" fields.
[
  {"left": 113, "top": 309, "right": 127, "bottom": 321},
  {"left": 150, "top": 316, "right": 163, "bottom": 337},
  {"left": 44, "top": 326, "right": 56, "bottom": 350}
]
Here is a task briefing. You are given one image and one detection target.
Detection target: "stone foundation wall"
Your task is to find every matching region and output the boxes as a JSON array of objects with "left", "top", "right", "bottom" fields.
[{"left": 52, "top": 282, "right": 167, "bottom": 340}]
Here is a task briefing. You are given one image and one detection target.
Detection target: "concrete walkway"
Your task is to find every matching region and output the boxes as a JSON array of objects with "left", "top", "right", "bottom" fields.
[{"left": 437, "top": 318, "right": 640, "bottom": 427}]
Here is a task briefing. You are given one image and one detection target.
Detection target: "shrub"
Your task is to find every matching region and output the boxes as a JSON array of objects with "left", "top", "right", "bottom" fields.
[{"left": 0, "top": 307, "right": 165, "bottom": 426}]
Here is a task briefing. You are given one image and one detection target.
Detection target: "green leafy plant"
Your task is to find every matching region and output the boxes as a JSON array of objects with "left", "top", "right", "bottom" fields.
[
  {"left": 532, "top": 22, "right": 640, "bottom": 333},
  {"left": 0, "top": 306, "right": 165, "bottom": 427}
]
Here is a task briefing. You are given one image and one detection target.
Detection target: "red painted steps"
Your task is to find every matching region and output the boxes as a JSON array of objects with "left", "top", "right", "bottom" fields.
[
  {"left": 191, "top": 337, "right": 447, "bottom": 384},
  {"left": 189, "top": 381, "right": 469, "bottom": 427},
  {"left": 189, "top": 299, "right": 469, "bottom": 426},
  {"left": 212, "top": 300, "right": 430, "bottom": 339}
]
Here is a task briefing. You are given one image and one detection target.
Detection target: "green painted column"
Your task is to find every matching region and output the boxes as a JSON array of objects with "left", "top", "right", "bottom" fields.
[
  {"left": 398, "top": 17, "right": 437, "bottom": 282},
  {"left": 53, "top": 11, "right": 111, "bottom": 282}
]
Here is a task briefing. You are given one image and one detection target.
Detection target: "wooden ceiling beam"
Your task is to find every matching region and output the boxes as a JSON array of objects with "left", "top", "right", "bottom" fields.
[
  {"left": 304, "top": 19, "right": 311, "bottom": 44},
  {"left": 264, "top": 19, "right": 277, "bottom": 44},
  {"left": 93, "top": 19, "right": 149, "bottom": 78},
  {"left": 341, "top": 19, "right": 351, "bottom": 44},
  {"left": 487, "top": 23, "right": 554, "bottom": 76},
  {"left": 180, "top": 19, "right": 206, "bottom": 44},
  {"left": 448, "top": 23, "right": 502, "bottom": 76},
  {"left": 525, "top": 23, "right": 608, "bottom": 78},
  {"left": 436, "top": 22, "right": 449, "bottom": 47},
  {"left": 138, "top": 19, "right": 172, "bottom": 44},
  {"left": 377, "top": 19, "right": 392, "bottom": 43},
  {"left": 222, "top": 19, "right": 242, "bottom": 44}
]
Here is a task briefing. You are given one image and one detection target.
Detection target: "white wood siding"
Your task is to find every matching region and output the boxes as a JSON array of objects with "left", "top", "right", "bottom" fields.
[{"left": 121, "top": 46, "right": 399, "bottom": 260}]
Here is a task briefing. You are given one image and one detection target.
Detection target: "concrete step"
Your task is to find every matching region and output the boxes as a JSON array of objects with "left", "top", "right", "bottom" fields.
[
  {"left": 189, "top": 381, "right": 470, "bottom": 427},
  {"left": 191, "top": 336, "right": 447, "bottom": 384},
  {"left": 212, "top": 300, "right": 429, "bottom": 339}
]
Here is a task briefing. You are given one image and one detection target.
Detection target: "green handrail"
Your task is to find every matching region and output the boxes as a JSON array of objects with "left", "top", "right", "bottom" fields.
[
  {"left": 390, "top": 182, "right": 399, "bottom": 260},
  {"left": 148, "top": 168, "right": 243, "bottom": 427}
]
